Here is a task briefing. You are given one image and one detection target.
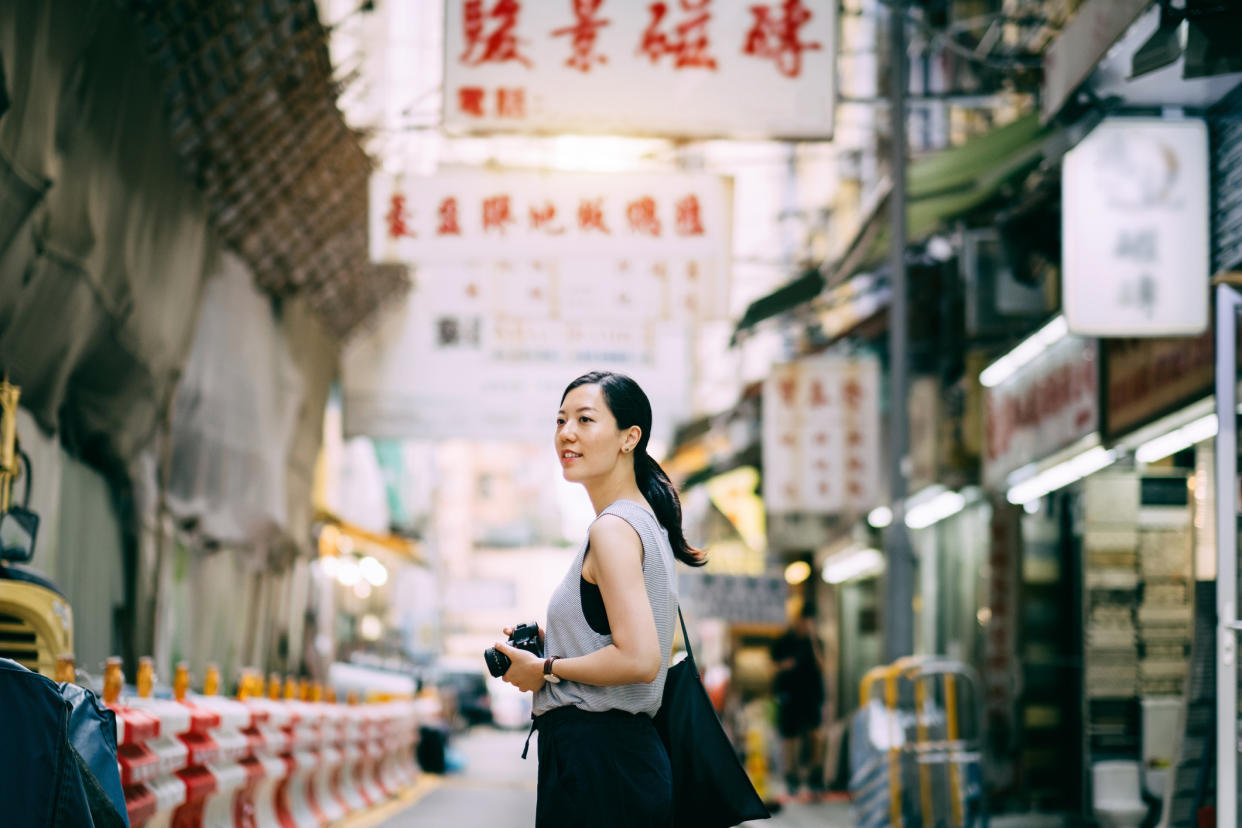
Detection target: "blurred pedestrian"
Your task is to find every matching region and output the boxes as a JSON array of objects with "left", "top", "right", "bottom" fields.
[
  {"left": 770, "top": 609, "right": 827, "bottom": 802},
  {"left": 491, "top": 371, "right": 707, "bottom": 828}
]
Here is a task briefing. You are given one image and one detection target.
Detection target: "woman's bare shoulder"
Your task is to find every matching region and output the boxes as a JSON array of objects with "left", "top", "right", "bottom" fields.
[{"left": 589, "top": 513, "right": 642, "bottom": 549}]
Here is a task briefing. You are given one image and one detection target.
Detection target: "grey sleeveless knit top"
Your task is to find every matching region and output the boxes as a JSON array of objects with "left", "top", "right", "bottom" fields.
[{"left": 533, "top": 499, "right": 679, "bottom": 718}]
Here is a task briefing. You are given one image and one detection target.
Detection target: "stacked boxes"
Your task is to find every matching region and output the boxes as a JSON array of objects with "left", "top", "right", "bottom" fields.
[
  {"left": 1084, "top": 476, "right": 1141, "bottom": 701},
  {"left": 1136, "top": 525, "right": 1193, "bottom": 696}
]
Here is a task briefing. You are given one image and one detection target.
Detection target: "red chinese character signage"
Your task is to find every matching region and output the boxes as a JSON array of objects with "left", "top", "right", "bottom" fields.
[
  {"left": 529, "top": 201, "right": 566, "bottom": 234},
  {"left": 983, "top": 336, "right": 1099, "bottom": 487},
  {"left": 742, "top": 0, "right": 822, "bottom": 78},
  {"left": 386, "top": 194, "right": 416, "bottom": 239},
  {"left": 460, "top": 0, "right": 532, "bottom": 67},
  {"left": 762, "top": 356, "right": 880, "bottom": 515},
  {"left": 638, "top": 0, "right": 718, "bottom": 70},
  {"left": 626, "top": 196, "right": 662, "bottom": 236},
  {"left": 438, "top": 197, "right": 462, "bottom": 236},
  {"left": 675, "top": 194, "right": 706, "bottom": 236},
  {"left": 357, "top": 169, "right": 733, "bottom": 443},
  {"left": 370, "top": 170, "right": 730, "bottom": 325},
  {"left": 552, "top": 0, "right": 611, "bottom": 72},
  {"left": 578, "top": 198, "right": 612, "bottom": 234},
  {"left": 444, "top": 0, "right": 835, "bottom": 138}
]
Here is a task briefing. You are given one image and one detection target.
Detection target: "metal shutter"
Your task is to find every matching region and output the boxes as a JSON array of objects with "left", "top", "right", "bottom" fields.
[{"left": 1211, "top": 83, "right": 1242, "bottom": 273}]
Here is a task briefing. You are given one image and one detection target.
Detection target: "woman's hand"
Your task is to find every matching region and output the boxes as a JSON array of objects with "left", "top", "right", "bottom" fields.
[
  {"left": 494, "top": 640, "right": 546, "bottom": 693},
  {"left": 502, "top": 624, "right": 545, "bottom": 649}
]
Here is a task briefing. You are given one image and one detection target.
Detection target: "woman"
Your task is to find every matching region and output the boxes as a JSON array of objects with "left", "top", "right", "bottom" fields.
[{"left": 491, "top": 370, "right": 706, "bottom": 828}]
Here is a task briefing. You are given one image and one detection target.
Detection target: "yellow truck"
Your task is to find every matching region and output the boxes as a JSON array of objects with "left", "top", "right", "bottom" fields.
[{"left": 0, "top": 378, "right": 72, "bottom": 678}]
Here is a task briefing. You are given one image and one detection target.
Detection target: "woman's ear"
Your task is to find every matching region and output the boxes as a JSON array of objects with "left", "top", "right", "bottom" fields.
[{"left": 625, "top": 426, "right": 643, "bottom": 454}]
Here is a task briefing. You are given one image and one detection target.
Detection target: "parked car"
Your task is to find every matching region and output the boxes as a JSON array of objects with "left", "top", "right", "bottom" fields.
[{"left": 425, "top": 657, "right": 493, "bottom": 730}]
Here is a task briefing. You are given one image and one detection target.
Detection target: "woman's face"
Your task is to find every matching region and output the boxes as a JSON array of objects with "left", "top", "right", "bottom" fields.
[{"left": 556, "top": 383, "right": 630, "bottom": 483}]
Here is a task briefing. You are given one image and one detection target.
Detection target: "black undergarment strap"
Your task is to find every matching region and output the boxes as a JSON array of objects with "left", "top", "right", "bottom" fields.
[{"left": 580, "top": 577, "right": 611, "bottom": 635}]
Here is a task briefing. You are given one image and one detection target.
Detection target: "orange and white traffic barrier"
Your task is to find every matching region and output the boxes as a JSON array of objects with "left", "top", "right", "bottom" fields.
[
  {"left": 333, "top": 713, "right": 370, "bottom": 815},
  {"left": 129, "top": 658, "right": 225, "bottom": 828},
  {"left": 271, "top": 678, "right": 328, "bottom": 828},
  {"left": 101, "top": 656, "right": 418, "bottom": 828},
  {"left": 106, "top": 658, "right": 163, "bottom": 827},
  {"left": 239, "top": 675, "right": 296, "bottom": 828},
  {"left": 353, "top": 706, "right": 387, "bottom": 806},
  {"left": 109, "top": 658, "right": 193, "bottom": 828},
  {"left": 193, "top": 668, "right": 265, "bottom": 828},
  {"left": 310, "top": 703, "right": 349, "bottom": 822}
]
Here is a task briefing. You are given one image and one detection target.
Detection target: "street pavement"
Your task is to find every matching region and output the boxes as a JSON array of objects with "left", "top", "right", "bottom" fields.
[{"left": 362, "top": 725, "right": 853, "bottom": 828}]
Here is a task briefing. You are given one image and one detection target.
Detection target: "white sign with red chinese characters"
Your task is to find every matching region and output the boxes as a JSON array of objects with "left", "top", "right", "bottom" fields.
[
  {"left": 442, "top": 0, "right": 835, "bottom": 139},
  {"left": 761, "top": 356, "right": 881, "bottom": 515},
  {"left": 983, "top": 335, "right": 1099, "bottom": 487},
  {"left": 346, "top": 169, "right": 728, "bottom": 440}
]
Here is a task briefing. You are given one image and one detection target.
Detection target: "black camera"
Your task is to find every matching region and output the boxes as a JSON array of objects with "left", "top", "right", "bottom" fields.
[{"left": 484, "top": 622, "right": 543, "bottom": 677}]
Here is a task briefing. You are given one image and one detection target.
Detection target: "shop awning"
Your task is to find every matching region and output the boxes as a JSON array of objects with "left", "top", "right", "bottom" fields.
[
  {"left": 730, "top": 267, "right": 825, "bottom": 343},
  {"left": 730, "top": 115, "right": 1048, "bottom": 343},
  {"left": 315, "top": 510, "right": 426, "bottom": 566},
  {"left": 832, "top": 113, "right": 1049, "bottom": 284}
]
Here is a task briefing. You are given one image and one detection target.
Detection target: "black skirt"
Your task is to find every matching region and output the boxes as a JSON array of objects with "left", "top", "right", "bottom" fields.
[{"left": 534, "top": 706, "right": 673, "bottom": 828}]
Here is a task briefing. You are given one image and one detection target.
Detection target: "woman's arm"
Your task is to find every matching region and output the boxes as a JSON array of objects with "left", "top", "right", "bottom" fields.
[{"left": 496, "top": 515, "right": 662, "bottom": 693}]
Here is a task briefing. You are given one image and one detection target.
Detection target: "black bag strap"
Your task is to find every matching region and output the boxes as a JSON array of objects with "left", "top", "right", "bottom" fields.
[{"left": 677, "top": 606, "right": 697, "bottom": 672}]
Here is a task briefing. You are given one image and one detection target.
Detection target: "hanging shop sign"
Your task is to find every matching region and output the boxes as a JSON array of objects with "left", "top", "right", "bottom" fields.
[
  {"left": 679, "top": 572, "right": 787, "bottom": 625},
  {"left": 983, "top": 335, "right": 1099, "bottom": 487},
  {"left": 1102, "top": 331, "right": 1215, "bottom": 440},
  {"left": 761, "top": 355, "right": 881, "bottom": 515},
  {"left": 1063, "top": 118, "right": 1210, "bottom": 337},
  {"left": 442, "top": 0, "right": 836, "bottom": 139},
  {"left": 908, "top": 377, "right": 941, "bottom": 492},
  {"left": 347, "top": 170, "right": 730, "bottom": 441}
]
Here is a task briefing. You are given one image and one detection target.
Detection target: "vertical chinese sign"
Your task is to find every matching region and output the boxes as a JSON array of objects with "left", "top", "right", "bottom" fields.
[
  {"left": 443, "top": 0, "right": 836, "bottom": 138},
  {"left": 345, "top": 170, "right": 730, "bottom": 441},
  {"left": 761, "top": 356, "right": 881, "bottom": 515}
]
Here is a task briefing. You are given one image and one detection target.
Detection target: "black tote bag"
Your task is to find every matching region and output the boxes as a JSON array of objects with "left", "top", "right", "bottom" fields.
[{"left": 654, "top": 608, "right": 770, "bottom": 828}]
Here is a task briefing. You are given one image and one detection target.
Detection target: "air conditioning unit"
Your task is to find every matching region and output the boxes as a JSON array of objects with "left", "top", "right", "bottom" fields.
[{"left": 961, "top": 227, "right": 1047, "bottom": 339}]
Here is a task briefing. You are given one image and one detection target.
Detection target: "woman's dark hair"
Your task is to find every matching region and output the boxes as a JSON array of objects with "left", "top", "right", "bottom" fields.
[{"left": 562, "top": 371, "right": 706, "bottom": 567}]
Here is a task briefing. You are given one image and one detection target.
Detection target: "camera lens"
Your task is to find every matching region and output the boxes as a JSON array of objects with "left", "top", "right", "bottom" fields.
[{"left": 484, "top": 646, "right": 511, "bottom": 677}]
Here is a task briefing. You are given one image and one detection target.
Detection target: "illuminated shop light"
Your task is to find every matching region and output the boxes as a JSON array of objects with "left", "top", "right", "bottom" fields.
[
  {"left": 360, "top": 614, "right": 384, "bottom": 642},
  {"left": 359, "top": 556, "right": 389, "bottom": 587},
  {"left": 867, "top": 506, "right": 893, "bottom": 528},
  {"left": 337, "top": 557, "right": 362, "bottom": 587},
  {"left": 319, "top": 555, "right": 340, "bottom": 578},
  {"left": 784, "top": 560, "right": 812, "bottom": 585},
  {"left": 1006, "top": 446, "right": 1116, "bottom": 505},
  {"left": 1135, "top": 414, "right": 1218, "bottom": 464},
  {"left": 980, "top": 315, "right": 1069, "bottom": 388},
  {"left": 905, "top": 488, "right": 967, "bottom": 530},
  {"left": 822, "top": 547, "right": 885, "bottom": 584}
]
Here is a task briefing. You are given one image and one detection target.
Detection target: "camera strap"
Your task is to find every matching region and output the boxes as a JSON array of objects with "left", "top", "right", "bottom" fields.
[{"left": 522, "top": 715, "right": 536, "bottom": 760}]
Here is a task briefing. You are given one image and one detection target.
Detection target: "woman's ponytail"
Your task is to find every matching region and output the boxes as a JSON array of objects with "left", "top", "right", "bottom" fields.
[{"left": 635, "top": 450, "right": 706, "bottom": 567}]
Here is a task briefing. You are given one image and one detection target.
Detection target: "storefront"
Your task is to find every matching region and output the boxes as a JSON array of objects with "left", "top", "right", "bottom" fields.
[
  {"left": 989, "top": 328, "right": 1219, "bottom": 817},
  {"left": 981, "top": 319, "right": 1101, "bottom": 810}
]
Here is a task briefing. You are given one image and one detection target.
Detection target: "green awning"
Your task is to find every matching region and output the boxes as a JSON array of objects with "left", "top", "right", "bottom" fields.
[
  {"left": 834, "top": 112, "right": 1049, "bottom": 281},
  {"left": 907, "top": 113, "right": 1045, "bottom": 200},
  {"left": 731, "top": 114, "right": 1048, "bottom": 341},
  {"left": 730, "top": 267, "right": 825, "bottom": 342}
]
